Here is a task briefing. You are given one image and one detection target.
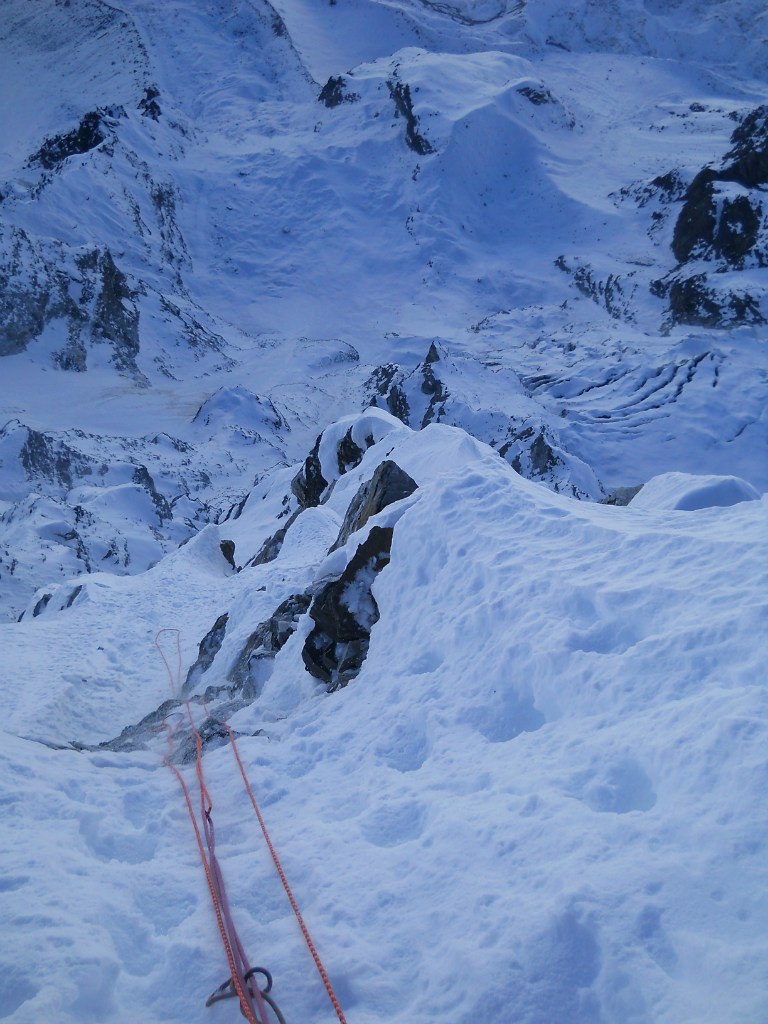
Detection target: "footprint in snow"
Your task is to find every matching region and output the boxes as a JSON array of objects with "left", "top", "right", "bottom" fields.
[{"left": 360, "top": 800, "right": 426, "bottom": 847}]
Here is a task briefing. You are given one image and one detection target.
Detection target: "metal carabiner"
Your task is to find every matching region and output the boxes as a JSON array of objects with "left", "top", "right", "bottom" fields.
[{"left": 204, "top": 966, "right": 286, "bottom": 1023}]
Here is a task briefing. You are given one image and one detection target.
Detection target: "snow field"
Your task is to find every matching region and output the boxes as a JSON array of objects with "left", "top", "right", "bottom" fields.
[{"left": 4, "top": 417, "right": 765, "bottom": 1021}]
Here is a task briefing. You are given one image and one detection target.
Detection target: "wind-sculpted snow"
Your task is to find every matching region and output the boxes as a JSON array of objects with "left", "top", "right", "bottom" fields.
[
  {"left": 1, "top": 414, "right": 766, "bottom": 1023},
  {"left": 629, "top": 472, "right": 761, "bottom": 512}
]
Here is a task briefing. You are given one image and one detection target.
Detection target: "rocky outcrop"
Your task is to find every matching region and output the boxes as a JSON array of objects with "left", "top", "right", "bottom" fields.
[
  {"left": 418, "top": 344, "right": 450, "bottom": 428},
  {"left": 100, "top": 592, "right": 310, "bottom": 755},
  {"left": 17, "top": 426, "right": 93, "bottom": 491},
  {"left": 183, "top": 613, "right": 229, "bottom": 694},
  {"left": 228, "top": 593, "right": 311, "bottom": 698},
  {"left": 367, "top": 343, "right": 448, "bottom": 428},
  {"left": 302, "top": 526, "right": 393, "bottom": 691},
  {"left": 249, "top": 519, "right": 295, "bottom": 567},
  {"left": 99, "top": 697, "right": 183, "bottom": 754},
  {"left": 367, "top": 363, "right": 412, "bottom": 423},
  {"left": 332, "top": 460, "right": 417, "bottom": 550},
  {"left": 0, "top": 227, "right": 79, "bottom": 357},
  {"left": 387, "top": 80, "right": 434, "bottom": 156},
  {"left": 652, "top": 104, "right": 768, "bottom": 327},
  {"left": 0, "top": 231, "right": 145, "bottom": 377},
  {"left": 336, "top": 425, "right": 373, "bottom": 475},
  {"left": 500, "top": 427, "right": 562, "bottom": 481},
  {"left": 671, "top": 170, "right": 763, "bottom": 267},
  {"left": 138, "top": 86, "right": 161, "bottom": 120},
  {"left": 366, "top": 346, "right": 601, "bottom": 499},
  {"left": 252, "top": 421, "right": 384, "bottom": 566},
  {"left": 318, "top": 76, "right": 360, "bottom": 108},
  {"left": 555, "top": 256, "right": 638, "bottom": 323},
  {"left": 290, "top": 435, "right": 328, "bottom": 509},
  {"left": 29, "top": 109, "right": 115, "bottom": 170},
  {"left": 652, "top": 274, "right": 763, "bottom": 328},
  {"left": 600, "top": 485, "right": 644, "bottom": 507},
  {"left": 249, "top": 435, "right": 329, "bottom": 567}
]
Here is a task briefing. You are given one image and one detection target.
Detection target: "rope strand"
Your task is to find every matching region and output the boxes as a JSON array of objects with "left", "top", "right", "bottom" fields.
[
  {"left": 211, "top": 711, "right": 348, "bottom": 1024},
  {"left": 155, "top": 630, "right": 268, "bottom": 1024},
  {"left": 155, "top": 627, "right": 348, "bottom": 1024}
]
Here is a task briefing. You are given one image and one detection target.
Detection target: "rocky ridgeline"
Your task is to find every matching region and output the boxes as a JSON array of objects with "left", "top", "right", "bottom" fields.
[
  {"left": 76, "top": 401, "right": 619, "bottom": 758},
  {"left": 78, "top": 412, "right": 418, "bottom": 756},
  {"left": 365, "top": 342, "right": 603, "bottom": 499}
]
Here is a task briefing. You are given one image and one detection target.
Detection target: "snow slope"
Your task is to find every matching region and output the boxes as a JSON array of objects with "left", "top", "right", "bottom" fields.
[{"left": 2, "top": 414, "right": 767, "bottom": 1023}]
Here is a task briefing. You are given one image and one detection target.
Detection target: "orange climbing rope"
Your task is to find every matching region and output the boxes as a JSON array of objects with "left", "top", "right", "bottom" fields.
[
  {"left": 164, "top": 750, "right": 265, "bottom": 1024},
  {"left": 212, "top": 709, "right": 349, "bottom": 1024},
  {"left": 154, "top": 628, "right": 348, "bottom": 1024},
  {"left": 155, "top": 630, "right": 270, "bottom": 1024}
]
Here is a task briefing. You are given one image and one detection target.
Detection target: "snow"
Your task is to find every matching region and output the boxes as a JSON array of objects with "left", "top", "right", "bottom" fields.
[
  {"left": 1, "top": 0, "right": 768, "bottom": 1021},
  {"left": 630, "top": 472, "right": 761, "bottom": 512},
  {"left": 2, "top": 417, "right": 768, "bottom": 1023}
]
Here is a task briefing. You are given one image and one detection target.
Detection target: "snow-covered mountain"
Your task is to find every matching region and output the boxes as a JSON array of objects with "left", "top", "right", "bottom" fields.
[{"left": 1, "top": 2, "right": 766, "bottom": 1022}]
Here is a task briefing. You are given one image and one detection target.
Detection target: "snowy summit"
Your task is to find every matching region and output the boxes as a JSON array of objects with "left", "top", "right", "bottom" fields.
[{"left": 0, "top": 2, "right": 767, "bottom": 1023}]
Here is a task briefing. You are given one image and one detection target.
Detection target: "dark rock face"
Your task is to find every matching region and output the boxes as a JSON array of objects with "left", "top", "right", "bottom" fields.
[
  {"left": 386, "top": 381, "right": 411, "bottom": 423},
  {"left": 555, "top": 256, "right": 637, "bottom": 323},
  {"left": 183, "top": 613, "right": 229, "bottom": 694},
  {"left": 290, "top": 435, "right": 328, "bottom": 509},
  {"left": 219, "top": 540, "right": 236, "bottom": 570},
  {"left": 419, "top": 360, "right": 449, "bottom": 427},
  {"left": 365, "top": 363, "right": 411, "bottom": 423},
  {"left": 228, "top": 593, "right": 311, "bottom": 698},
  {"left": 88, "top": 250, "right": 142, "bottom": 375},
  {"left": 101, "top": 697, "right": 183, "bottom": 754},
  {"left": 248, "top": 518, "right": 296, "bottom": 567},
  {"left": 366, "top": 345, "right": 448, "bottom": 428},
  {"left": 332, "top": 460, "right": 417, "bottom": 550},
  {"left": 30, "top": 111, "right": 108, "bottom": 170},
  {"left": 0, "top": 227, "right": 79, "bottom": 357},
  {"left": 0, "top": 231, "right": 145, "bottom": 376},
  {"left": 32, "top": 592, "right": 51, "bottom": 617},
  {"left": 529, "top": 432, "right": 558, "bottom": 476},
  {"left": 253, "top": 434, "right": 328, "bottom": 567},
  {"left": 657, "top": 104, "right": 768, "bottom": 326},
  {"left": 500, "top": 426, "right": 563, "bottom": 482},
  {"left": 252, "top": 426, "right": 382, "bottom": 566},
  {"left": 19, "top": 427, "right": 91, "bottom": 490},
  {"left": 387, "top": 80, "right": 435, "bottom": 156},
  {"left": 671, "top": 170, "right": 764, "bottom": 268},
  {"left": 302, "top": 526, "right": 393, "bottom": 691},
  {"left": 518, "top": 85, "right": 554, "bottom": 106},
  {"left": 653, "top": 274, "right": 763, "bottom": 328},
  {"left": 336, "top": 426, "right": 375, "bottom": 475},
  {"left": 674, "top": 105, "right": 768, "bottom": 264},
  {"left": 271, "top": 11, "right": 288, "bottom": 36},
  {"left": 725, "top": 104, "right": 768, "bottom": 187},
  {"left": 318, "top": 76, "right": 360, "bottom": 108},
  {"left": 132, "top": 466, "right": 172, "bottom": 523},
  {"left": 100, "top": 594, "right": 312, "bottom": 756},
  {"left": 138, "top": 86, "right": 161, "bottom": 120}
]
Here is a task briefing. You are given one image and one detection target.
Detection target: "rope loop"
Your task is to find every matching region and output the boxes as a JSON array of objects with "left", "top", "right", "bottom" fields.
[{"left": 206, "top": 968, "right": 286, "bottom": 1024}]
